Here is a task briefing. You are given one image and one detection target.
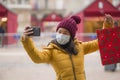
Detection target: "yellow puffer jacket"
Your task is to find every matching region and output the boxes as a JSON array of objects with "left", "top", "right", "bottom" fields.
[{"left": 21, "top": 37, "right": 99, "bottom": 80}]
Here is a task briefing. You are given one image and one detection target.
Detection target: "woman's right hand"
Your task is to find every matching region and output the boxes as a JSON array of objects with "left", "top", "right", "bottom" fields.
[{"left": 23, "top": 26, "right": 33, "bottom": 38}]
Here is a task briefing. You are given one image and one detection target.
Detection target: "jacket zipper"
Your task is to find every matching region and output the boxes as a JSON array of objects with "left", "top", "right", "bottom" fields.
[
  {"left": 58, "top": 75, "right": 62, "bottom": 80},
  {"left": 69, "top": 54, "right": 77, "bottom": 80}
]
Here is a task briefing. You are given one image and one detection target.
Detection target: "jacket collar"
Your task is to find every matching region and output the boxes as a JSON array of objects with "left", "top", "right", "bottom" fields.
[{"left": 48, "top": 38, "right": 79, "bottom": 55}]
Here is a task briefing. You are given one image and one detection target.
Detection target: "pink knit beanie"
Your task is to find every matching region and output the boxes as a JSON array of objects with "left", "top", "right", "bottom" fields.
[{"left": 56, "top": 16, "right": 81, "bottom": 38}]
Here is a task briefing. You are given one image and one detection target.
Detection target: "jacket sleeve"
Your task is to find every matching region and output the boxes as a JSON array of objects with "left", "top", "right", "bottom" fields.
[
  {"left": 21, "top": 36, "right": 52, "bottom": 63},
  {"left": 82, "top": 39, "right": 99, "bottom": 55}
]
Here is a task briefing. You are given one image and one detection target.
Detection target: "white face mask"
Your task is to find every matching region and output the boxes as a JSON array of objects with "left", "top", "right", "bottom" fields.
[{"left": 56, "top": 33, "right": 70, "bottom": 45}]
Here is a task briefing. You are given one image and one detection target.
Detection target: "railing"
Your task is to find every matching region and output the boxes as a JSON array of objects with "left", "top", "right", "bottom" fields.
[{"left": 0, "top": 32, "right": 97, "bottom": 48}]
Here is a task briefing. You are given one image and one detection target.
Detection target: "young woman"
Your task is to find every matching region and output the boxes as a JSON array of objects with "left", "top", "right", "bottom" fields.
[{"left": 21, "top": 15, "right": 113, "bottom": 80}]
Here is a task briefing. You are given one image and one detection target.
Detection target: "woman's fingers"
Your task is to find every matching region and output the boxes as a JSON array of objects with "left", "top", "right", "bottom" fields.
[
  {"left": 103, "top": 14, "right": 114, "bottom": 29},
  {"left": 24, "top": 26, "right": 33, "bottom": 36},
  {"left": 25, "top": 28, "right": 33, "bottom": 32},
  {"left": 24, "top": 31, "right": 33, "bottom": 36}
]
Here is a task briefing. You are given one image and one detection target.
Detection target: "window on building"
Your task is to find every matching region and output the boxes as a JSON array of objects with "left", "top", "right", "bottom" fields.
[
  {"left": 1, "top": 0, "right": 7, "bottom": 4},
  {"left": 56, "top": 0, "right": 64, "bottom": 9},
  {"left": 45, "top": 0, "right": 48, "bottom": 8},
  {"left": 113, "top": 0, "right": 120, "bottom": 6},
  {"left": 17, "top": 0, "right": 22, "bottom": 4},
  {"left": 32, "top": 0, "right": 39, "bottom": 10},
  {"left": 9, "top": 0, "right": 16, "bottom": 4},
  {"left": 2, "top": 0, "right": 6, "bottom": 2},
  {"left": 24, "top": 0, "right": 30, "bottom": 4},
  {"left": 98, "top": 1, "right": 103, "bottom": 9},
  {"left": 84, "top": 0, "right": 89, "bottom": 6},
  {"left": 84, "top": 0, "right": 94, "bottom": 6}
]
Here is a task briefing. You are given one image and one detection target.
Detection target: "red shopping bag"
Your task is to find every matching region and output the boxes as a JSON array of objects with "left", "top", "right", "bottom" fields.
[{"left": 96, "top": 27, "right": 120, "bottom": 65}]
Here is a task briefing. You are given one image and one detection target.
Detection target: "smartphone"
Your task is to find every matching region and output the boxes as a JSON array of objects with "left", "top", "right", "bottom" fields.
[
  {"left": 32, "top": 27, "right": 41, "bottom": 36},
  {"left": 25, "top": 27, "right": 40, "bottom": 36}
]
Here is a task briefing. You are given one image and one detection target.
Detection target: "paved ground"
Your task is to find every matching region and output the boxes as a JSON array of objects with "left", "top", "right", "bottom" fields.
[{"left": 0, "top": 46, "right": 120, "bottom": 80}]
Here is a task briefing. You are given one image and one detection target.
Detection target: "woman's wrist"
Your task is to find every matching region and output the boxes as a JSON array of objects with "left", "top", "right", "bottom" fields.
[{"left": 21, "top": 34, "right": 30, "bottom": 41}]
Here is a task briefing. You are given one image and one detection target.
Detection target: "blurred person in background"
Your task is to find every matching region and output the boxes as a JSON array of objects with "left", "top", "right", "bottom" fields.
[
  {"left": 0, "top": 22, "right": 5, "bottom": 33},
  {"left": 0, "top": 22, "right": 5, "bottom": 47},
  {"left": 21, "top": 14, "right": 113, "bottom": 80}
]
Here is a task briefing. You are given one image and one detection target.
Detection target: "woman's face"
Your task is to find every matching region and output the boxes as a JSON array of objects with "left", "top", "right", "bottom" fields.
[
  {"left": 57, "top": 28, "right": 70, "bottom": 36},
  {"left": 56, "top": 28, "right": 71, "bottom": 45}
]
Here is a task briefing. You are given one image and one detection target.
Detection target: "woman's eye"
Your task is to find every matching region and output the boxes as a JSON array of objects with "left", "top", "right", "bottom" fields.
[{"left": 58, "top": 31, "right": 61, "bottom": 34}]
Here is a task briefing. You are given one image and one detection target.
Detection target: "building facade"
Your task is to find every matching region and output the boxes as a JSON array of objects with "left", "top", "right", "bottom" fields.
[{"left": 0, "top": 0, "right": 119, "bottom": 32}]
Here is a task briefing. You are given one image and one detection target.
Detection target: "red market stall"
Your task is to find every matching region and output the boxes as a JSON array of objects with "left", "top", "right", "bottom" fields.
[
  {"left": 75, "top": 0, "right": 120, "bottom": 41},
  {"left": 83, "top": 0, "right": 120, "bottom": 17},
  {"left": 41, "top": 12, "right": 63, "bottom": 32},
  {"left": 0, "top": 3, "right": 18, "bottom": 45}
]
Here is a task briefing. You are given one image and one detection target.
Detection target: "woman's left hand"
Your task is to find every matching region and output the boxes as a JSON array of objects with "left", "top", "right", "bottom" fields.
[{"left": 103, "top": 14, "right": 114, "bottom": 29}]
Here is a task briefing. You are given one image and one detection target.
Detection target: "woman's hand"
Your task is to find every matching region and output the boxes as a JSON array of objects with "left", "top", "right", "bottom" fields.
[
  {"left": 23, "top": 26, "right": 33, "bottom": 38},
  {"left": 103, "top": 14, "right": 114, "bottom": 29}
]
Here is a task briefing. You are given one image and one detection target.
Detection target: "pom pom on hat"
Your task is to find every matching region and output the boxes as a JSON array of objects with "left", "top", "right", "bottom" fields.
[
  {"left": 56, "top": 15, "right": 81, "bottom": 38},
  {"left": 71, "top": 16, "right": 81, "bottom": 24}
]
